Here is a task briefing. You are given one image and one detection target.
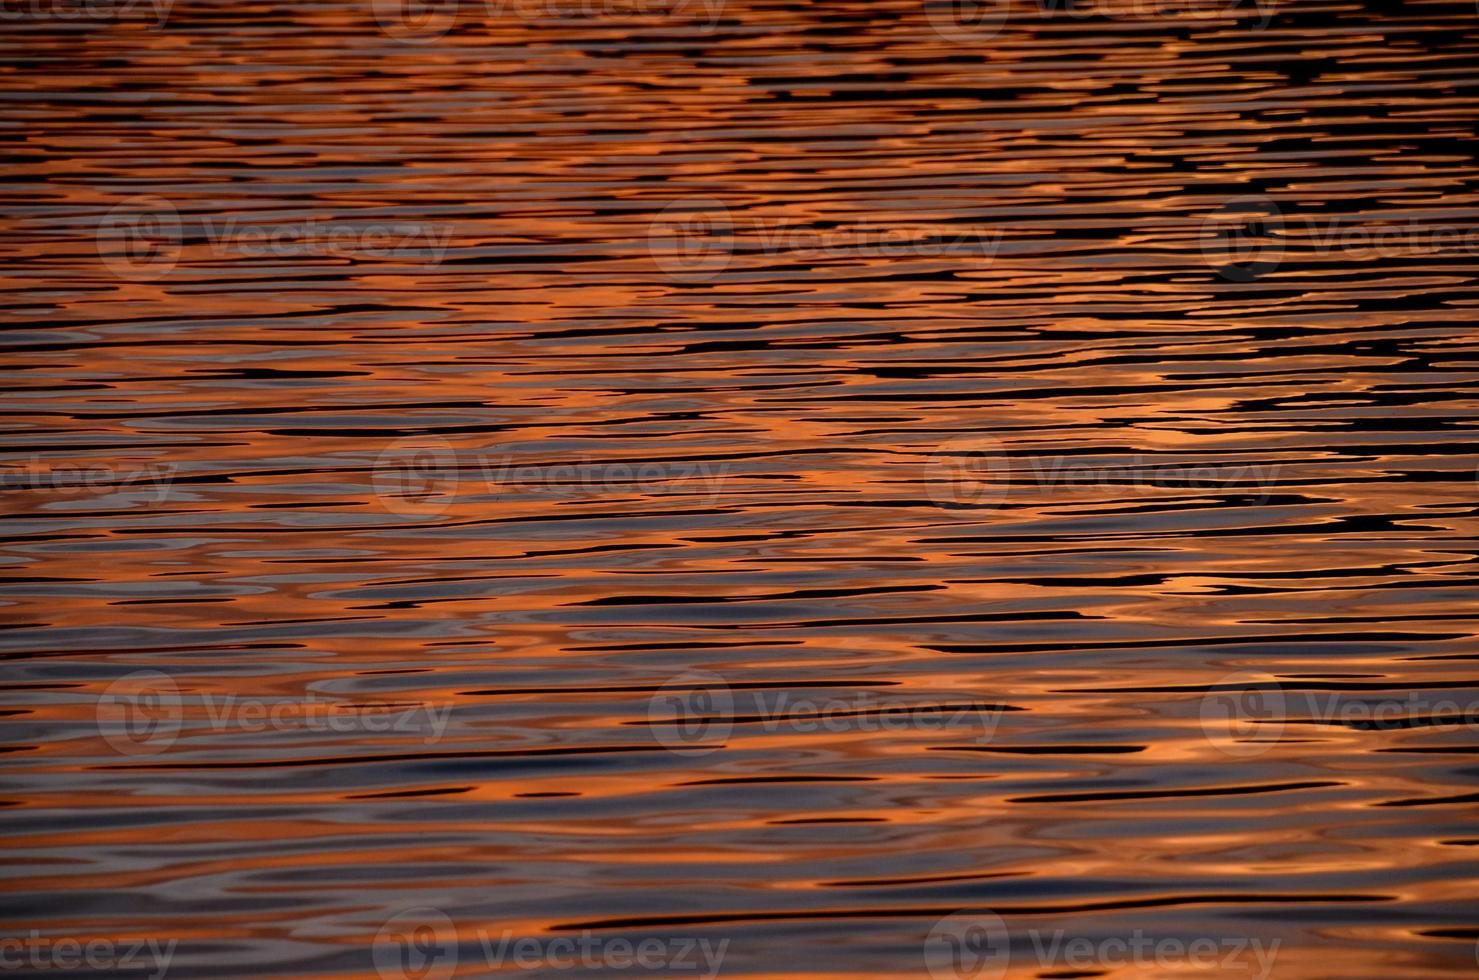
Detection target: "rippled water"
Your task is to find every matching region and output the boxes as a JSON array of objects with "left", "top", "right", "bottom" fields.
[{"left": 4, "top": 0, "right": 1479, "bottom": 976}]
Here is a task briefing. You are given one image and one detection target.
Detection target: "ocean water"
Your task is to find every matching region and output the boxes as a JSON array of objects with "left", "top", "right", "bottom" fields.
[{"left": 3, "top": 0, "right": 1479, "bottom": 976}]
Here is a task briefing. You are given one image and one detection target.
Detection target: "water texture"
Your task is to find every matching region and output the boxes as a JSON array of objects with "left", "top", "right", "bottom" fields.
[{"left": 2, "top": 0, "right": 1479, "bottom": 976}]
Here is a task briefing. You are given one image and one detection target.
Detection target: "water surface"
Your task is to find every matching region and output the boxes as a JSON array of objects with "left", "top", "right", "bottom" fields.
[{"left": 3, "top": 0, "right": 1479, "bottom": 976}]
